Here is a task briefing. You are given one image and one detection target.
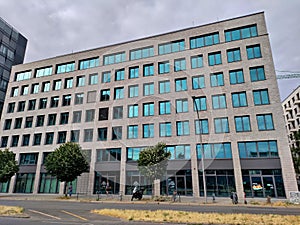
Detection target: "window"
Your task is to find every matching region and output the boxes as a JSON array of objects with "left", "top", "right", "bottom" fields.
[
  {"left": 143, "top": 64, "right": 154, "bottom": 76},
  {"left": 190, "top": 32, "right": 219, "bottom": 48},
  {"left": 195, "top": 119, "right": 209, "bottom": 134},
  {"left": 115, "top": 69, "right": 125, "bottom": 81},
  {"left": 257, "top": 114, "right": 274, "bottom": 130},
  {"left": 176, "top": 99, "right": 188, "bottom": 113},
  {"left": 89, "top": 73, "right": 98, "bottom": 85},
  {"left": 128, "top": 85, "right": 138, "bottom": 98},
  {"left": 175, "top": 78, "right": 187, "bottom": 92},
  {"left": 235, "top": 116, "right": 251, "bottom": 132},
  {"left": 174, "top": 58, "right": 186, "bottom": 72},
  {"left": 35, "top": 67, "right": 52, "bottom": 77},
  {"left": 100, "top": 89, "right": 110, "bottom": 101},
  {"left": 159, "top": 80, "right": 170, "bottom": 94},
  {"left": 97, "top": 148, "right": 121, "bottom": 161},
  {"left": 214, "top": 118, "right": 229, "bottom": 133},
  {"left": 25, "top": 116, "right": 33, "bottom": 128},
  {"left": 57, "top": 131, "right": 67, "bottom": 144},
  {"left": 225, "top": 25, "right": 258, "bottom": 42},
  {"left": 197, "top": 143, "right": 232, "bottom": 159},
  {"left": 53, "top": 79, "right": 62, "bottom": 90},
  {"left": 62, "top": 94, "right": 71, "bottom": 106},
  {"left": 143, "top": 83, "right": 154, "bottom": 95},
  {"left": 193, "top": 96, "right": 207, "bottom": 111},
  {"left": 128, "top": 104, "right": 138, "bottom": 118},
  {"left": 56, "top": 62, "right": 75, "bottom": 74},
  {"left": 75, "top": 93, "right": 84, "bottom": 104},
  {"left": 47, "top": 114, "right": 56, "bottom": 126},
  {"left": 143, "top": 124, "right": 154, "bottom": 138},
  {"left": 127, "top": 125, "right": 138, "bottom": 139},
  {"left": 4, "top": 119, "right": 11, "bottom": 130},
  {"left": 143, "top": 102, "right": 154, "bottom": 116},
  {"left": 97, "top": 128, "right": 107, "bottom": 141},
  {"left": 39, "top": 98, "right": 47, "bottom": 109},
  {"left": 176, "top": 121, "right": 190, "bottom": 136},
  {"left": 250, "top": 66, "right": 265, "bottom": 82},
  {"left": 114, "top": 87, "right": 124, "bottom": 99},
  {"left": 79, "top": 57, "right": 99, "bottom": 70},
  {"left": 210, "top": 72, "right": 224, "bottom": 87},
  {"left": 7, "top": 102, "right": 15, "bottom": 113},
  {"left": 167, "top": 145, "right": 191, "bottom": 160},
  {"left": 17, "top": 101, "right": 25, "bottom": 112},
  {"left": 36, "top": 115, "right": 44, "bottom": 127},
  {"left": 45, "top": 132, "right": 54, "bottom": 145},
  {"left": 130, "top": 46, "right": 154, "bottom": 60},
  {"left": 212, "top": 94, "right": 226, "bottom": 109},
  {"left": 253, "top": 89, "right": 270, "bottom": 105},
  {"left": 87, "top": 91, "right": 96, "bottom": 103},
  {"left": 72, "top": 111, "right": 82, "bottom": 123},
  {"left": 65, "top": 77, "right": 73, "bottom": 89},
  {"left": 21, "top": 85, "right": 29, "bottom": 95},
  {"left": 1, "top": 136, "right": 8, "bottom": 148},
  {"left": 76, "top": 75, "right": 85, "bottom": 87},
  {"left": 84, "top": 129, "right": 93, "bottom": 142},
  {"left": 208, "top": 52, "right": 222, "bottom": 66},
  {"left": 112, "top": 126, "right": 122, "bottom": 140},
  {"left": 20, "top": 153, "right": 38, "bottom": 165},
  {"left": 11, "top": 87, "right": 19, "bottom": 97},
  {"left": 158, "top": 61, "right": 170, "bottom": 74},
  {"left": 28, "top": 99, "right": 36, "bottom": 110},
  {"left": 159, "top": 122, "right": 172, "bottom": 137},
  {"left": 227, "top": 48, "right": 241, "bottom": 63},
  {"left": 42, "top": 81, "right": 50, "bottom": 92},
  {"left": 70, "top": 130, "right": 80, "bottom": 142},
  {"left": 232, "top": 92, "right": 247, "bottom": 107},
  {"left": 192, "top": 75, "right": 205, "bottom": 90},
  {"left": 31, "top": 83, "right": 39, "bottom": 94},
  {"left": 14, "top": 118, "right": 22, "bottom": 129},
  {"left": 15, "top": 71, "right": 31, "bottom": 81},
  {"left": 247, "top": 45, "right": 262, "bottom": 59},
  {"left": 33, "top": 133, "right": 42, "bottom": 145},
  {"left": 60, "top": 112, "right": 69, "bottom": 124},
  {"left": 127, "top": 147, "right": 144, "bottom": 161},
  {"left": 102, "top": 71, "right": 111, "bottom": 83},
  {"left": 113, "top": 106, "right": 123, "bottom": 119},
  {"left": 191, "top": 55, "right": 203, "bottom": 69},
  {"left": 238, "top": 140, "right": 278, "bottom": 158},
  {"left": 85, "top": 109, "right": 95, "bottom": 122},
  {"left": 103, "top": 52, "right": 125, "bottom": 65},
  {"left": 99, "top": 108, "right": 109, "bottom": 121},
  {"left": 129, "top": 66, "right": 139, "bottom": 79},
  {"left": 50, "top": 96, "right": 59, "bottom": 108},
  {"left": 229, "top": 69, "right": 244, "bottom": 84},
  {"left": 11, "top": 135, "right": 19, "bottom": 147},
  {"left": 158, "top": 39, "right": 185, "bottom": 55},
  {"left": 159, "top": 101, "right": 171, "bottom": 115}
]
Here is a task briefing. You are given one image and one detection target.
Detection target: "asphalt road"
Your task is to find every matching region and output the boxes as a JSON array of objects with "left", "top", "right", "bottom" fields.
[{"left": 0, "top": 199, "right": 299, "bottom": 225}]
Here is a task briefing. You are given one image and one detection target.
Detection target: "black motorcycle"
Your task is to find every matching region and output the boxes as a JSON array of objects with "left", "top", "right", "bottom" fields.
[{"left": 131, "top": 187, "right": 144, "bottom": 201}]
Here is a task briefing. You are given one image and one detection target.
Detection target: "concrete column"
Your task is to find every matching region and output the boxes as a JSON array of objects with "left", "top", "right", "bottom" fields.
[
  {"left": 191, "top": 143, "right": 200, "bottom": 198},
  {"left": 153, "top": 179, "right": 160, "bottom": 196},
  {"left": 8, "top": 153, "right": 20, "bottom": 193},
  {"left": 119, "top": 146, "right": 127, "bottom": 195},
  {"left": 231, "top": 142, "right": 244, "bottom": 200},
  {"left": 32, "top": 152, "right": 43, "bottom": 194}
]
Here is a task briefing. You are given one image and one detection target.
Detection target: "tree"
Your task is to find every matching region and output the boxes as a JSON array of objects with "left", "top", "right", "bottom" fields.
[
  {"left": 0, "top": 148, "right": 19, "bottom": 183},
  {"left": 137, "top": 142, "right": 171, "bottom": 195},
  {"left": 44, "top": 142, "right": 89, "bottom": 195}
]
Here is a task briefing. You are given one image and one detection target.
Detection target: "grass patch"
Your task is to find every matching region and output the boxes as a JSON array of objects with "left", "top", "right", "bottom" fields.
[
  {"left": 0, "top": 205, "right": 24, "bottom": 216},
  {"left": 92, "top": 209, "right": 300, "bottom": 225}
]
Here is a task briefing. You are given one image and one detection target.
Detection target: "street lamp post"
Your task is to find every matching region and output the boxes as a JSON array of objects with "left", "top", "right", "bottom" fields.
[{"left": 192, "top": 96, "right": 207, "bottom": 203}]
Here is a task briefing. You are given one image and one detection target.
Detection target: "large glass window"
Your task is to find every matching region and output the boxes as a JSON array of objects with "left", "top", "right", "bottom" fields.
[
  {"left": 21, "top": 85, "right": 29, "bottom": 95},
  {"left": 159, "top": 122, "right": 172, "bottom": 137},
  {"left": 227, "top": 48, "right": 241, "bottom": 63},
  {"left": 176, "top": 99, "right": 188, "bottom": 113},
  {"left": 197, "top": 143, "right": 232, "bottom": 159},
  {"left": 190, "top": 32, "right": 219, "bottom": 49},
  {"left": 97, "top": 128, "right": 107, "bottom": 141},
  {"left": 98, "top": 108, "right": 109, "bottom": 121},
  {"left": 158, "top": 61, "right": 170, "bottom": 74},
  {"left": 114, "top": 87, "right": 124, "bottom": 99},
  {"left": 62, "top": 94, "right": 71, "bottom": 106},
  {"left": 42, "top": 81, "right": 50, "bottom": 92},
  {"left": 176, "top": 121, "right": 190, "bottom": 136},
  {"left": 112, "top": 126, "right": 122, "bottom": 140},
  {"left": 75, "top": 93, "right": 84, "bottom": 104},
  {"left": 36, "top": 67, "right": 52, "bottom": 77},
  {"left": 174, "top": 58, "right": 186, "bottom": 72},
  {"left": 84, "top": 129, "right": 93, "bottom": 142},
  {"left": 60, "top": 112, "right": 69, "bottom": 125},
  {"left": 232, "top": 92, "right": 248, "bottom": 107},
  {"left": 7, "top": 102, "right": 15, "bottom": 113},
  {"left": 11, "top": 135, "right": 19, "bottom": 147},
  {"left": 79, "top": 57, "right": 99, "bottom": 70},
  {"left": 47, "top": 114, "right": 56, "bottom": 126},
  {"left": 31, "top": 83, "right": 39, "bottom": 94},
  {"left": 229, "top": 69, "right": 244, "bottom": 84},
  {"left": 256, "top": 114, "right": 274, "bottom": 131},
  {"left": 210, "top": 72, "right": 224, "bottom": 87},
  {"left": 166, "top": 145, "right": 191, "bottom": 160},
  {"left": 175, "top": 78, "right": 187, "bottom": 92},
  {"left": 115, "top": 69, "right": 124, "bottom": 81},
  {"left": 225, "top": 25, "right": 258, "bottom": 42},
  {"left": 57, "top": 131, "right": 67, "bottom": 144},
  {"left": 70, "top": 130, "right": 80, "bottom": 142},
  {"left": 25, "top": 116, "right": 33, "bottom": 128},
  {"left": 45, "top": 132, "right": 54, "bottom": 145},
  {"left": 143, "top": 64, "right": 154, "bottom": 76},
  {"left": 128, "top": 104, "right": 138, "bottom": 118},
  {"left": 193, "top": 96, "right": 207, "bottom": 111},
  {"left": 143, "top": 83, "right": 154, "bottom": 96},
  {"left": 33, "top": 133, "right": 42, "bottom": 145},
  {"left": 11, "top": 87, "right": 18, "bottom": 97},
  {"left": 89, "top": 73, "right": 98, "bottom": 85},
  {"left": 56, "top": 62, "right": 75, "bottom": 74},
  {"left": 15, "top": 71, "right": 31, "bottom": 81},
  {"left": 143, "top": 102, "right": 154, "bottom": 116},
  {"left": 159, "top": 80, "right": 170, "bottom": 94},
  {"left": 159, "top": 39, "right": 185, "bottom": 55},
  {"left": 143, "top": 124, "right": 154, "bottom": 138},
  {"left": 212, "top": 94, "right": 226, "bottom": 109},
  {"left": 214, "top": 117, "right": 229, "bottom": 133},
  {"left": 235, "top": 116, "right": 251, "bottom": 132},
  {"left": 72, "top": 111, "right": 82, "bottom": 123},
  {"left": 130, "top": 46, "right": 154, "bottom": 60},
  {"left": 65, "top": 78, "right": 73, "bottom": 89},
  {"left": 20, "top": 153, "right": 38, "bottom": 165},
  {"left": 192, "top": 75, "right": 205, "bottom": 89},
  {"left": 36, "top": 115, "right": 44, "bottom": 127},
  {"left": 129, "top": 67, "right": 139, "bottom": 79},
  {"left": 191, "top": 55, "right": 203, "bottom": 69},
  {"left": 208, "top": 52, "right": 222, "bottom": 66},
  {"left": 53, "top": 79, "right": 62, "bottom": 91},
  {"left": 76, "top": 75, "right": 85, "bottom": 87},
  {"left": 127, "top": 125, "right": 138, "bottom": 139},
  {"left": 113, "top": 106, "right": 123, "bottom": 119},
  {"left": 195, "top": 119, "right": 209, "bottom": 134},
  {"left": 128, "top": 85, "right": 139, "bottom": 98},
  {"left": 97, "top": 148, "right": 121, "bottom": 161},
  {"left": 253, "top": 89, "right": 270, "bottom": 105},
  {"left": 247, "top": 45, "right": 262, "bottom": 59},
  {"left": 250, "top": 66, "right": 265, "bottom": 82},
  {"left": 39, "top": 98, "right": 47, "bottom": 109},
  {"left": 85, "top": 109, "right": 95, "bottom": 122},
  {"left": 238, "top": 140, "right": 278, "bottom": 158},
  {"left": 159, "top": 101, "right": 171, "bottom": 115},
  {"left": 28, "top": 99, "right": 36, "bottom": 110},
  {"left": 100, "top": 89, "right": 110, "bottom": 101},
  {"left": 103, "top": 52, "right": 125, "bottom": 65},
  {"left": 4, "top": 119, "right": 12, "bottom": 130},
  {"left": 102, "top": 71, "right": 111, "bottom": 83}
]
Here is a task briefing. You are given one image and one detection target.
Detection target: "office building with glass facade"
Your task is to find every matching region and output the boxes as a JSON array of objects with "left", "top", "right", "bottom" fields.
[{"left": 0, "top": 12, "right": 297, "bottom": 198}]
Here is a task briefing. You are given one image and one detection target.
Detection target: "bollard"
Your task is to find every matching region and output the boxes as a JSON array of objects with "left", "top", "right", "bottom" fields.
[
  {"left": 212, "top": 193, "right": 216, "bottom": 203},
  {"left": 119, "top": 191, "right": 123, "bottom": 201}
]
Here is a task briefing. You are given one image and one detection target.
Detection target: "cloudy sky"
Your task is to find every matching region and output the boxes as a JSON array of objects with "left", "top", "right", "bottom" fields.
[{"left": 0, "top": 0, "right": 299, "bottom": 100}]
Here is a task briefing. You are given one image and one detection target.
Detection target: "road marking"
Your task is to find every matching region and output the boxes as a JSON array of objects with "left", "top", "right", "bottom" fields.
[
  {"left": 28, "top": 209, "right": 61, "bottom": 220},
  {"left": 61, "top": 210, "right": 88, "bottom": 221}
]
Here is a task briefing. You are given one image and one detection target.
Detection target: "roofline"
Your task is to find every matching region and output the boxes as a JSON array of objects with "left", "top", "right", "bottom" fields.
[{"left": 282, "top": 85, "right": 300, "bottom": 103}]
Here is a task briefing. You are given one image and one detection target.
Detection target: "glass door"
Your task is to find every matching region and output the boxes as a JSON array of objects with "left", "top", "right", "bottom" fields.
[
  {"left": 251, "top": 176, "right": 263, "bottom": 197},
  {"left": 176, "top": 176, "right": 186, "bottom": 195},
  {"left": 263, "top": 176, "right": 275, "bottom": 197}
]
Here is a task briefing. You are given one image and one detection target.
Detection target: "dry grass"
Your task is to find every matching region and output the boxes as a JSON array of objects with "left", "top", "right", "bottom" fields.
[
  {"left": 0, "top": 205, "right": 24, "bottom": 216},
  {"left": 92, "top": 209, "right": 300, "bottom": 225}
]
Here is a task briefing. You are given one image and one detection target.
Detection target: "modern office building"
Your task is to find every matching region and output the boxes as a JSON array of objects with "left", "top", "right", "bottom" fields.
[
  {"left": 0, "top": 17, "right": 27, "bottom": 116},
  {"left": 0, "top": 12, "right": 297, "bottom": 198}
]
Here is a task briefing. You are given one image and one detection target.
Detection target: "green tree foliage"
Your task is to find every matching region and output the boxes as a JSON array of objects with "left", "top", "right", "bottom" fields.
[
  {"left": 137, "top": 142, "right": 171, "bottom": 186},
  {"left": 0, "top": 148, "right": 19, "bottom": 183},
  {"left": 291, "top": 131, "right": 300, "bottom": 174},
  {"left": 44, "top": 142, "right": 89, "bottom": 184}
]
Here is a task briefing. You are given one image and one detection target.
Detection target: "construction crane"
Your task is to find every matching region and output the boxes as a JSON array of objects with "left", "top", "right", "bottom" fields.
[{"left": 276, "top": 73, "right": 300, "bottom": 79}]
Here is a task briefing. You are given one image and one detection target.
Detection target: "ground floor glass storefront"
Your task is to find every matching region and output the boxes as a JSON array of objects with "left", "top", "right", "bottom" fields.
[
  {"left": 39, "top": 173, "right": 60, "bottom": 193},
  {"left": 125, "top": 171, "right": 152, "bottom": 195},
  {"left": 14, "top": 173, "right": 35, "bottom": 193},
  {"left": 0, "top": 181, "right": 9, "bottom": 193},
  {"left": 94, "top": 171, "right": 120, "bottom": 194}
]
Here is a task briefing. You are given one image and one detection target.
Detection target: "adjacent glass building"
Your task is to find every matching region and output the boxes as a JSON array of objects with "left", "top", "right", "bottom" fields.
[{"left": 0, "top": 12, "right": 297, "bottom": 198}]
